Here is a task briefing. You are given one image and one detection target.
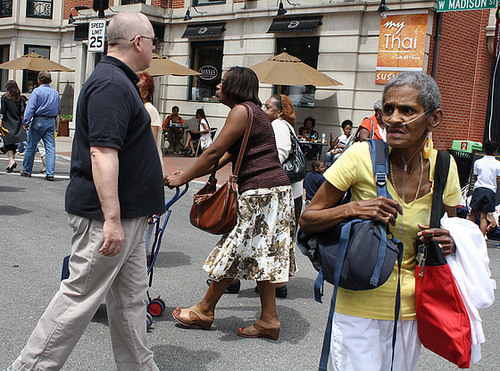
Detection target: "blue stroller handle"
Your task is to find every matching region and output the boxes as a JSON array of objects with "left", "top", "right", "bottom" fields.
[
  {"left": 165, "top": 184, "right": 189, "bottom": 210},
  {"left": 147, "top": 184, "right": 189, "bottom": 275}
]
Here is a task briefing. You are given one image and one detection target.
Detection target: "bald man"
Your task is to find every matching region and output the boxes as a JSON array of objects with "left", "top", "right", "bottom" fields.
[{"left": 6, "top": 12, "right": 163, "bottom": 371}]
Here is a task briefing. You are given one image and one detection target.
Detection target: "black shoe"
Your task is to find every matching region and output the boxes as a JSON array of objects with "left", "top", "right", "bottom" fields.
[
  {"left": 276, "top": 285, "right": 288, "bottom": 298},
  {"left": 6, "top": 162, "right": 17, "bottom": 173},
  {"left": 45, "top": 175, "right": 54, "bottom": 181},
  {"left": 255, "top": 284, "right": 288, "bottom": 298},
  {"left": 206, "top": 279, "right": 241, "bottom": 294},
  {"left": 20, "top": 170, "right": 31, "bottom": 177}
]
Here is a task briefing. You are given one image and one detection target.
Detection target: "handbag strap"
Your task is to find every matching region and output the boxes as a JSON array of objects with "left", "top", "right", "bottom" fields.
[
  {"left": 430, "top": 150, "right": 450, "bottom": 228},
  {"left": 210, "top": 103, "right": 253, "bottom": 179}
]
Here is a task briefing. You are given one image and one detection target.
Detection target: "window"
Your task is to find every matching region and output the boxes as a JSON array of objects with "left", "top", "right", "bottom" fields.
[
  {"left": 121, "top": 0, "right": 145, "bottom": 4},
  {"left": 276, "top": 37, "right": 319, "bottom": 107},
  {"left": 27, "top": 0, "right": 53, "bottom": 19},
  {"left": 194, "top": 0, "right": 225, "bottom": 5},
  {"left": 0, "top": 45, "right": 9, "bottom": 90},
  {"left": 23, "top": 45, "right": 50, "bottom": 93},
  {"left": 0, "top": 0, "right": 12, "bottom": 18},
  {"left": 189, "top": 41, "right": 223, "bottom": 102}
]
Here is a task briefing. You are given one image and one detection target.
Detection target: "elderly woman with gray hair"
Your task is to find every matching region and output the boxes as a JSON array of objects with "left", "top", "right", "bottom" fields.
[
  {"left": 300, "top": 72, "right": 461, "bottom": 370},
  {"left": 358, "top": 99, "right": 386, "bottom": 141}
]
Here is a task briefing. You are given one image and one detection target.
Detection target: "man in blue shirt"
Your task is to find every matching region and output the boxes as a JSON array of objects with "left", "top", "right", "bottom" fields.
[{"left": 21, "top": 70, "right": 60, "bottom": 180}]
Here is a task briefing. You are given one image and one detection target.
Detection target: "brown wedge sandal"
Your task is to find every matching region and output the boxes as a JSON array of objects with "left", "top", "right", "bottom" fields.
[
  {"left": 237, "top": 319, "right": 280, "bottom": 340},
  {"left": 172, "top": 305, "right": 214, "bottom": 330}
]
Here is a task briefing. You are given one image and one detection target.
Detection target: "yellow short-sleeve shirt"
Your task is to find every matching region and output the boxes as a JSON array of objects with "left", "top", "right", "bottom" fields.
[{"left": 323, "top": 142, "right": 462, "bottom": 320}]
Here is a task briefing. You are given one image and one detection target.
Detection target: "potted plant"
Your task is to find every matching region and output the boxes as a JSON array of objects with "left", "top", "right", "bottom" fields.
[{"left": 58, "top": 114, "right": 72, "bottom": 137}]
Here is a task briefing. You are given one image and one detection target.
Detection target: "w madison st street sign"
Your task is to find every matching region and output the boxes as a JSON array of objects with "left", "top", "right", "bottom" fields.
[{"left": 437, "top": 0, "right": 497, "bottom": 12}]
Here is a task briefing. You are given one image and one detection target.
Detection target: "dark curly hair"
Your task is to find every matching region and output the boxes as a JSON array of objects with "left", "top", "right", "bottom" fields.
[{"left": 221, "top": 66, "right": 261, "bottom": 106}]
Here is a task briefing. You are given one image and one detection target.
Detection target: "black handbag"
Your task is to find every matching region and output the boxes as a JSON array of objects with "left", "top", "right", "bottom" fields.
[
  {"left": 282, "top": 126, "right": 307, "bottom": 182},
  {"left": 315, "top": 219, "right": 401, "bottom": 291}
]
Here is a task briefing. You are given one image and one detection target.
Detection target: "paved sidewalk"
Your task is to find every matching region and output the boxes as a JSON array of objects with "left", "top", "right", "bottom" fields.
[{"left": 55, "top": 136, "right": 232, "bottom": 185}]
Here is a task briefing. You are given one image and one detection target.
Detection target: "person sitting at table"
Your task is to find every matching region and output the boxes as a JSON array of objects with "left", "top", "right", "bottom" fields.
[
  {"left": 358, "top": 100, "right": 386, "bottom": 142},
  {"left": 298, "top": 116, "right": 319, "bottom": 160},
  {"left": 326, "top": 119, "right": 353, "bottom": 164},
  {"left": 184, "top": 108, "right": 211, "bottom": 157},
  {"left": 163, "top": 105, "right": 185, "bottom": 154}
]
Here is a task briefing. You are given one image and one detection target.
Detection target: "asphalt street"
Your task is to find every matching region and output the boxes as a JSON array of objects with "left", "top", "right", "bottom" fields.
[{"left": 0, "top": 153, "right": 499, "bottom": 370}]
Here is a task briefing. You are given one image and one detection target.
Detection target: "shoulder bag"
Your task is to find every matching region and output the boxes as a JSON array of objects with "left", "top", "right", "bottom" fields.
[
  {"left": 282, "top": 124, "right": 307, "bottom": 182},
  {"left": 414, "top": 150, "right": 472, "bottom": 368},
  {"left": 189, "top": 104, "right": 253, "bottom": 235}
]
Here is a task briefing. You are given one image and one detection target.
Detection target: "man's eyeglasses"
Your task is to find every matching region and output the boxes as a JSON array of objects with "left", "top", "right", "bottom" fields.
[{"left": 130, "top": 35, "right": 159, "bottom": 46}]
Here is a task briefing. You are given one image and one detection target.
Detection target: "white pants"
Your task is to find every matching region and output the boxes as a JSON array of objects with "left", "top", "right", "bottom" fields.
[
  {"left": 11, "top": 215, "right": 159, "bottom": 371},
  {"left": 331, "top": 312, "right": 421, "bottom": 371}
]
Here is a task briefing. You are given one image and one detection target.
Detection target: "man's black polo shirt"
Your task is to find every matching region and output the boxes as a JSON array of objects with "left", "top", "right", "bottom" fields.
[{"left": 65, "top": 56, "right": 165, "bottom": 219}]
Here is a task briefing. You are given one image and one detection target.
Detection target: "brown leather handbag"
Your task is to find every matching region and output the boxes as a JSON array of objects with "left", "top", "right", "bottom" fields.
[{"left": 189, "top": 104, "right": 253, "bottom": 234}]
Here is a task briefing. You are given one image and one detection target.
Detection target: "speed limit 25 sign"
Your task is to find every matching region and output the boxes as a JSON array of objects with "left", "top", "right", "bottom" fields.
[{"left": 88, "top": 19, "right": 106, "bottom": 53}]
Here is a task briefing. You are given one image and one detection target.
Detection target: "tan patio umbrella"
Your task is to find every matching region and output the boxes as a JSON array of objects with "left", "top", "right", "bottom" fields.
[
  {"left": 0, "top": 52, "right": 74, "bottom": 72},
  {"left": 250, "top": 52, "right": 342, "bottom": 87},
  {"left": 141, "top": 53, "right": 200, "bottom": 76}
]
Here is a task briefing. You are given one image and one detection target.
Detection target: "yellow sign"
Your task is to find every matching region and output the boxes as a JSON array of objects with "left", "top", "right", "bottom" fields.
[{"left": 376, "top": 11, "right": 429, "bottom": 84}]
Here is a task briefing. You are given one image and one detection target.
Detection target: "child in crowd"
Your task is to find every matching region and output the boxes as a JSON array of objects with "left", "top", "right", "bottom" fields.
[
  {"left": 469, "top": 140, "right": 500, "bottom": 236},
  {"left": 325, "top": 119, "right": 353, "bottom": 165},
  {"left": 304, "top": 160, "right": 325, "bottom": 201}
]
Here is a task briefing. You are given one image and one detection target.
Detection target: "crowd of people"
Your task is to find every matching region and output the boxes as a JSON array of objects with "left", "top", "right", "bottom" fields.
[{"left": 0, "top": 10, "right": 493, "bottom": 371}]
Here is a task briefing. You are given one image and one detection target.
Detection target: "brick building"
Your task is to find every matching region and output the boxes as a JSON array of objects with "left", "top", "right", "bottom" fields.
[{"left": 0, "top": 0, "right": 496, "bottom": 150}]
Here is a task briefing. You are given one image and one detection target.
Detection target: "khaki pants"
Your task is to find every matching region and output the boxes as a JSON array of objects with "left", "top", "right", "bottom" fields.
[{"left": 11, "top": 215, "right": 159, "bottom": 371}]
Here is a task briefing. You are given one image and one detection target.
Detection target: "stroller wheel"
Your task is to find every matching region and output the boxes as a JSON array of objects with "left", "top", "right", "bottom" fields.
[
  {"left": 157, "top": 297, "right": 166, "bottom": 311},
  {"left": 146, "top": 312, "right": 153, "bottom": 330},
  {"left": 148, "top": 299, "right": 164, "bottom": 317}
]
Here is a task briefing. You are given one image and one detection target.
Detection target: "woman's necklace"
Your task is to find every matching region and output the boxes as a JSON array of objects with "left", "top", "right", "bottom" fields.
[
  {"left": 389, "top": 151, "right": 424, "bottom": 240},
  {"left": 389, "top": 151, "right": 424, "bottom": 206}
]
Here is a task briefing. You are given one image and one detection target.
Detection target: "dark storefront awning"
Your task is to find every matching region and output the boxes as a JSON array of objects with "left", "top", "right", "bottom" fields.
[
  {"left": 182, "top": 23, "right": 225, "bottom": 38},
  {"left": 267, "top": 17, "right": 322, "bottom": 33}
]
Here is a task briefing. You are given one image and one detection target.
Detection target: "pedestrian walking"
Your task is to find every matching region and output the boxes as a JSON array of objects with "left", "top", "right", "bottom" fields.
[
  {"left": 166, "top": 66, "right": 295, "bottom": 341},
  {"left": 1, "top": 80, "right": 26, "bottom": 172},
  {"left": 4, "top": 11, "right": 164, "bottom": 371},
  {"left": 469, "top": 140, "right": 500, "bottom": 236},
  {"left": 20, "top": 71, "right": 60, "bottom": 180},
  {"left": 300, "top": 72, "right": 461, "bottom": 370}
]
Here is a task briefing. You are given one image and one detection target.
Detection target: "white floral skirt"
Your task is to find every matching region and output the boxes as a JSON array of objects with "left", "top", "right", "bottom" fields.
[{"left": 203, "top": 185, "right": 296, "bottom": 283}]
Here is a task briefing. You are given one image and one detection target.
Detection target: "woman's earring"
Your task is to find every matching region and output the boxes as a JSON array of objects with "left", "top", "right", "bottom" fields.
[{"left": 422, "top": 137, "right": 433, "bottom": 159}]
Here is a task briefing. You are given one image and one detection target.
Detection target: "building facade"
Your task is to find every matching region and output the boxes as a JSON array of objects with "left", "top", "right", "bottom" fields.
[{"left": 0, "top": 0, "right": 495, "bottom": 149}]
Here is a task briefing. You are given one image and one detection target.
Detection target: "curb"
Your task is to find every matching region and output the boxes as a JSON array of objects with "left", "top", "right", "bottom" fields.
[{"left": 56, "top": 154, "right": 71, "bottom": 163}]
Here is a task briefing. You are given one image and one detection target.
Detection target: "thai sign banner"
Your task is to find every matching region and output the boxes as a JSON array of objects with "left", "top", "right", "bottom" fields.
[
  {"left": 437, "top": 0, "right": 497, "bottom": 12},
  {"left": 376, "top": 10, "right": 429, "bottom": 84}
]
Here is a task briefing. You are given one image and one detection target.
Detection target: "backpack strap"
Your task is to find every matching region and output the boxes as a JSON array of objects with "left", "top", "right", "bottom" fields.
[{"left": 368, "top": 139, "right": 390, "bottom": 198}]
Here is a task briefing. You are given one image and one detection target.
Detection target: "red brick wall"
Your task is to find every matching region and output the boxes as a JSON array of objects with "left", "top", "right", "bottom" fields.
[
  {"left": 151, "top": 0, "right": 173, "bottom": 8},
  {"left": 63, "top": 1, "right": 180, "bottom": 18},
  {"left": 170, "top": 0, "right": 184, "bottom": 9},
  {"left": 64, "top": 0, "right": 97, "bottom": 19},
  {"left": 429, "top": 10, "right": 493, "bottom": 150}
]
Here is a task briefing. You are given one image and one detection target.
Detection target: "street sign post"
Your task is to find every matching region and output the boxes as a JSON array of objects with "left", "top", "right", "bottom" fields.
[
  {"left": 437, "top": 0, "right": 497, "bottom": 12},
  {"left": 88, "top": 19, "right": 106, "bottom": 53}
]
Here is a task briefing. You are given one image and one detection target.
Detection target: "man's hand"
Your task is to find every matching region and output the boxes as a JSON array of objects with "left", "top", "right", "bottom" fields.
[
  {"left": 99, "top": 219, "right": 125, "bottom": 256},
  {"left": 23, "top": 124, "right": 29, "bottom": 131}
]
